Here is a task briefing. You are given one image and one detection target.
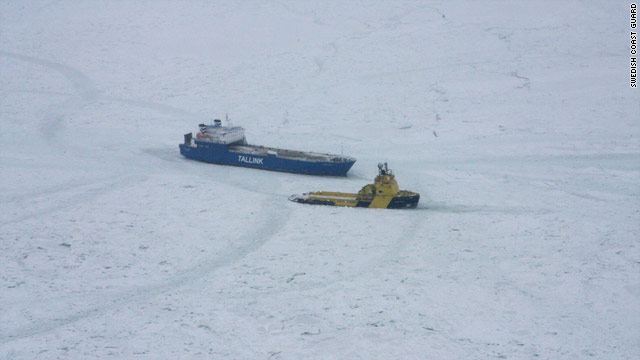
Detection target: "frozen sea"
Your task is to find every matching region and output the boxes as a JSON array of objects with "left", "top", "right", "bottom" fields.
[{"left": 1, "top": 1, "right": 638, "bottom": 359}]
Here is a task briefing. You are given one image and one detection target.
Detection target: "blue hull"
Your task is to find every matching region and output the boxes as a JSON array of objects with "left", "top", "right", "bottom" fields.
[{"left": 179, "top": 141, "right": 355, "bottom": 176}]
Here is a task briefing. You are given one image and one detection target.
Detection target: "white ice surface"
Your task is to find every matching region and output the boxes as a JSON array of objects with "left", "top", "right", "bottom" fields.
[{"left": 1, "top": 1, "right": 638, "bottom": 359}]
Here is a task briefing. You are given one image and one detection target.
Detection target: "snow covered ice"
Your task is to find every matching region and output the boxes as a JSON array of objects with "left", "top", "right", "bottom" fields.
[{"left": 1, "top": 1, "right": 638, "bottom": 359}]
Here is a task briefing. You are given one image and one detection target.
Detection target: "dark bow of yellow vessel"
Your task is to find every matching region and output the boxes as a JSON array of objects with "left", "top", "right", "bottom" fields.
[{"left": 289, "top": 163, "right": 419, "bottom": 209}]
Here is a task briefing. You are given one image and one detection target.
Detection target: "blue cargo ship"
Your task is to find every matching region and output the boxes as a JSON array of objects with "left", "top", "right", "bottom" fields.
[{"left": 179, "top": 120, "right": 356, "bottom": 176}]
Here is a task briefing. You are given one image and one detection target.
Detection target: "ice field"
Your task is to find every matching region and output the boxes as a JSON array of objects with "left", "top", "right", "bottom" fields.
[{"left": 1, "top": 1, "right": 639, "bottom": 359}]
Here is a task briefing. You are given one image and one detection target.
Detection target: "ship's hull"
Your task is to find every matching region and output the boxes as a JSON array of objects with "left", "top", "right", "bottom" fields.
[
  {"left": 289, "top": 192, "right": 420, "bottom": 209},
  {"left": 179, "top": 142, "right": 355, "bottom": 176}
]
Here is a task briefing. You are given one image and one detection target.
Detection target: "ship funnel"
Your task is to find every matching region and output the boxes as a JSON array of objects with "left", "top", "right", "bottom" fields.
[{"left": 214, "top": 119, "right": 222, "bottom": 126}]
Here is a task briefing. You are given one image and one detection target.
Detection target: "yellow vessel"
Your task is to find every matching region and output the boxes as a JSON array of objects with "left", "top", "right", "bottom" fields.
[{"left": 289, "top": 163, "right": 420, "bottom": 209}]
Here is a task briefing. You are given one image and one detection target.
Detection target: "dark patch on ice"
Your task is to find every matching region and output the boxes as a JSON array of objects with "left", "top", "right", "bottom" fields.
[
  {"left": 510, "top": 71, "right": 531, "bottom": 90},
  {"left": 286, "top": 272, "right": 306, "bottom": 283},
  {"left": 300, "top": 330, "right": 321, "bottom": 336}
]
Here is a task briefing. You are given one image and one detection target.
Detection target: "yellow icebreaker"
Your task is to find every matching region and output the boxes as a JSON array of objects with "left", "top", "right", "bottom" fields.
[{"left": 289, "top": 163, "right": 419, "bottom": 209}]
